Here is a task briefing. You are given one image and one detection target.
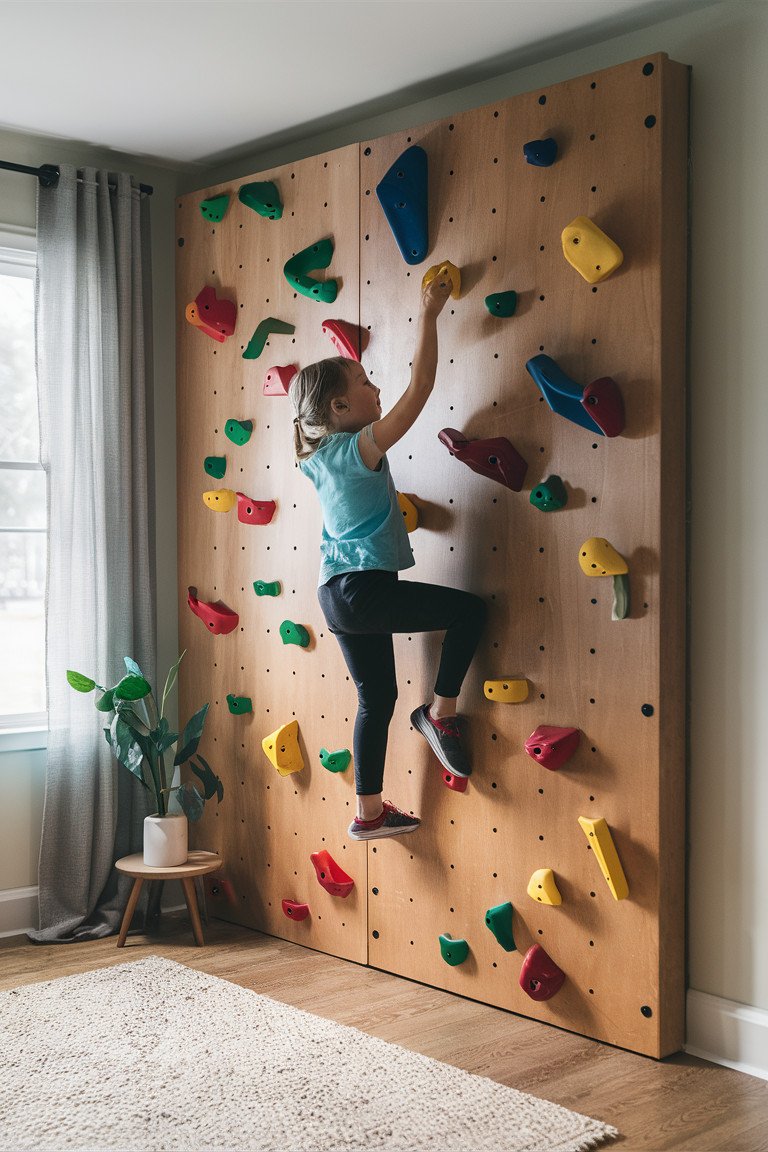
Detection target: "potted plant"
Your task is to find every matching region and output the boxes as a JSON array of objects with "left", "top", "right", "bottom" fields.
[{"left": 67, "top": 652, "right": 223, "bottom": 867}]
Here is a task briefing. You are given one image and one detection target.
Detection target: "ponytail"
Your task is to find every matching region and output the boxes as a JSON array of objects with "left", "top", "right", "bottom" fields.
[{"left": 289, "top": 357, "right": 350, "bottom": 460}]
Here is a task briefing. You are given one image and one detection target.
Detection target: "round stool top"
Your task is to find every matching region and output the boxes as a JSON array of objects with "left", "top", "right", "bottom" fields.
[{"left": 115, "top": 850, "right": 223, "bottom": 880}]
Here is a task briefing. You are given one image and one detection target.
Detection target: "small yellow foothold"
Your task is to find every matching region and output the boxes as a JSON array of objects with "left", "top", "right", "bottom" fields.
[
  {"left": 261, "top": 720, "right": 304, "bottom": 776},
  {"left": 527, "top": 868, "right": 562, "bottom": 906},
  {"left": 202, "top": 489, "right": 237, "bottom": 512},
  {"left": 578, "top": 537, "right": 628, "bottom": 576},
  {"left": 397, "top": 492, "right": 419, "bottom": 533},
  {"left": 422, "top": 260, "right": 461, "bottom": 299},
  {"left": 578, "top": 816, "right": 629, "bottom": 900},
  {"left": 561, "top": 215, "right": 623, "bottom": 284},
  {"left": 483, "top": 679, "right": 529, "bottom": 703}
]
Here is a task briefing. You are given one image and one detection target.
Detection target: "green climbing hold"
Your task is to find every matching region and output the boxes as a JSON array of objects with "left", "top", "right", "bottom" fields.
[
  {"left": 199, "top": 194, "right": 230, "bottom": 223},
  {"left": 243, "top": 317, "right": 296, "bottom": 360},
  {"left": 253, "top": 580, "right": 281, "bottom": 597},
  {"left": 530, "top": 474, "right": 568, "bottom": 512},
  {"left": 439, "top": 934, "right": 470, "bottom": 966},
  {"left": 238, "top": 181, "right": 283, "bottom": 220},
  {"left": 225, "top": 419, "right": 253, "bottom": 446},
  {"left": 204, "top": 456, "right": 227, "bottom": 480},
  {"left": 226, "top": 694, "right": 252, "bottom": 715},
  {"left": 485, "top": 291, "right": 517, "bottom": 318},
  {"left": 485, "top": 901, "right": 517, "bottom": 952},
  {"left": 319, "top": 747, "right": 351, "bottom": 773},
  {"left": 284, "top": 238, "right": 338, "bottom": 304},
  {"left": 612, "top": 573, "right": 631, "bottom": 621},
  {"left": 279, "top": 620, "right": 310, "bottom": 648}
]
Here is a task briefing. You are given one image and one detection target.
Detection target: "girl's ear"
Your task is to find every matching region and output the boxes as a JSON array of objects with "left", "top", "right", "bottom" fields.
[{"left": 330, "top": 395, "right": 349, "bottom": 416}]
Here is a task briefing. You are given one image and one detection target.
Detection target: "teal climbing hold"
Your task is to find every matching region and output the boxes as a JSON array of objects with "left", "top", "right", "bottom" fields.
[
  {"left": 225, "top": 419, "right": 253, "bottom": 446},
  {"left": 530, "top": 475, "right": 568, "bottom": 511},
  {"left": 238, "top": 181, "right": 283, "bottom": 220},
  {"left": 439, "top": 934, "right": 470, "bottom": 966},
  {"left": 280, "top": 620, "right": 310, "bottom": 648},
  {"left": 319, "top": 747, "right": 351, "bottom": 773},
  {"left": 243, "top": 317, "right": 296, "bottom": 360},
  {"left": 283, "top": 239, "right": 338, "bottom": 304},
  {"left": 375, "top": 145, "right": 429, "bottom": 265},
  {"left": 199, "top": 194, "right": 230, "bottom": 223},
  {"left": 204, "top": 456, "right": 227, "bottom": 479},
  {"left": 254, "top": 580, "right": 281, "bottom": 597},
  {"left": 226, "top": 694, "right": 252, "bottom": 715},
  {"left": 485, "top": 902, "right": 517, "bottom": 952},
  {"left": 485, "top": 291, "right": 517, "bottom": 318}
]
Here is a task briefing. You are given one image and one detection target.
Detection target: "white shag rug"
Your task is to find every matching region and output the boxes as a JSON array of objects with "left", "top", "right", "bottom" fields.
[{"left": 1, "top": 954, "right": 619, "bottom": 1152}]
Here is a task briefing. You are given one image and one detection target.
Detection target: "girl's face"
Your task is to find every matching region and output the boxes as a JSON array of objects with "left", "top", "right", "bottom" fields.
[{"left": 330, "top": 362, "right": 381, "bottom": 430}]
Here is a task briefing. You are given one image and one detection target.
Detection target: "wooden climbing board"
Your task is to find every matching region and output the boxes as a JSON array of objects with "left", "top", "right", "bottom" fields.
[{"left": 176, "top": 53, "right": 688, "bottom": 1058}]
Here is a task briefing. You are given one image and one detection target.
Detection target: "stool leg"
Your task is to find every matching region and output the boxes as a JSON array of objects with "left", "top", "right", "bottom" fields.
[
  {"left": 181, "top": 877, "right": 205, "bottom": 946},
  {"left": 117, "top": 878, "right": 144, "bottom": 948}
]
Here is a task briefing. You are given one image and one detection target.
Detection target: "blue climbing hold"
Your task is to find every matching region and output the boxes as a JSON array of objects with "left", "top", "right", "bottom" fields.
[
  {"left": 525, "top": 354, "right": 604, "bottom": 435},
  {"left": 523, "top": 137, "right": 558, "bottom": 167},
  {"left": 375, "top": 145, "right": 429, "bottom": 265}
]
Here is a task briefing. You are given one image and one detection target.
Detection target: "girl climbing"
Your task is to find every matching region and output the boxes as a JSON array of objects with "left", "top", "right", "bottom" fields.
[{"left": 290, "top": 272, "right": 486, "bottom": 840}]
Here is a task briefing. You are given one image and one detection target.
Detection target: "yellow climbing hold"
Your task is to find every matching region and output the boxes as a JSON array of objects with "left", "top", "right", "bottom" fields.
[
  {"left": 483, "top": 679, "right": 529, "bottom": 703},
  {"left": 527, "top": 868, "right": 562, "bottom": 906},
  {"left": 422, "top": 260, "right": 461, "bottom": 299},
  {"left": 578, "top": 816, "right": 629, "bottom": 901},
  {"left": 397, "top": 492, "right": 419, "bottom": 533},
  {"left": 561, "top": 216, "right": 623, "bottom": 284},
  {"left": 262, "top": 720, "right": 304, "bottom": 777},
  {"left": 202, "top": 489, "right": 237, "bottom": 512},
  {"left": 578, "top": 537, "right": 628, "bottom": 577}
]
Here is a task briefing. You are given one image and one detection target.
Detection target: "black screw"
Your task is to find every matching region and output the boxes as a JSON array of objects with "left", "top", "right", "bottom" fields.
[{"left": 641, "top": 704, "right": 655, "bottom": 717}]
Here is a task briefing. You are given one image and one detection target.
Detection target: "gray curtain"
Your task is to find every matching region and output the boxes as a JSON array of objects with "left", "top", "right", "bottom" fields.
[{"left": 28, "top": 166, "right": 156, "bottom": 942}]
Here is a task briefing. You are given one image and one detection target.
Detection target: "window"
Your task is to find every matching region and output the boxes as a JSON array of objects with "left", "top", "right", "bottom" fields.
[{"left": 0, "top": 228, "right": 46, "bottom": 736}]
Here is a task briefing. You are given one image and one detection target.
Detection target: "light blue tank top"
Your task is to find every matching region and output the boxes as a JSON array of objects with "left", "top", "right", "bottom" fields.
[{"left": 299, "top": 428, "right": 415, "bottom": 586}]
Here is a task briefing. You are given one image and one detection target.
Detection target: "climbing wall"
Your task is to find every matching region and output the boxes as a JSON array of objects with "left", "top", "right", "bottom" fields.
[{"left": 176, "top": 53, "right": 688, "bottom": 1058}]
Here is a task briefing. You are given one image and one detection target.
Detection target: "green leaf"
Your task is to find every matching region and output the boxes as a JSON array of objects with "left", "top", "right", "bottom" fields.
[
  {"left": 161, "top": 651, "right": 185, "bottom": 719},
  {"left": 189, "top": 754, "right": 223, "bottom": 802},
  {"left": 174, "top": 781, "right": 205, "bottom": 822},
  {"left": 95, "top": 688, "right": 116, "bottom": 712},
  {"left": 109, "top": 715, "right": 146, "bottom": 783},
  {"left": 67, "top": 670, "right": 96, "bottom": 693},
  {"left": 156, "top": 728, "right": 179, "bottom": 754},
  {"left": 113, "top": 674, "right": 152, "bottom": 702},
  {"left": 124, "top": 657, "right": 144, "bottom": 678},
  {"left": 118, "top": 707, "right": 151, "bottom": 737},
  {"left": 174, "top": 703, "right": 209, "bottom": 765}
]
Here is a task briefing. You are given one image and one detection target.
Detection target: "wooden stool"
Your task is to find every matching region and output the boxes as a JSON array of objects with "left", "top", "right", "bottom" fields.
[{"left": 115, "top": 850, "right": 223, "bottom": 947}]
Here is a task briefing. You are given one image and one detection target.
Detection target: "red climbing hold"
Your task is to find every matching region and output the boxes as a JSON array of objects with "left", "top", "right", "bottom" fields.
[
  {"left": 441, "top": 768, "right": 469, "bottom": 793},
  {"left": 187, "top": 587, "right": 239, "bottom": 635},
  {"left": 321, "top": 318, "right": 368, "bottom": 361},
  {"left": 185, "top": 286, "right": 236, "bottom": 343},
  {"left": 236, "top": 493, "right": 276, "bottom": 525},
  {"left": 524, "top": 725, "right": 581, "bottom": 771},
  {"left": 581, "top": 376, "right": 625, "bottom": 437},
  {"left": 263, "top": 364, "right": 297, "bottom": 396},
  {"left": 519, "top": 943, "right": 565, "bottom": 1001},
  {"left": 310, "top": 850, "right": 355, "bottom": 898},
  {"left": 204, "top": 874, "right": 237, "bottom": 905},
  {"left": 282, "top": 899, "right": 310, "bottom": 921},
  {"left": 438, "top": 428, "right": 527, "bottom": 492}
]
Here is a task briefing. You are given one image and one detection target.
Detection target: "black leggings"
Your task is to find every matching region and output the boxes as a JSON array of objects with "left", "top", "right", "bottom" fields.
[{"left": 318, "top": 570, "right": 487, "bottom": 796}]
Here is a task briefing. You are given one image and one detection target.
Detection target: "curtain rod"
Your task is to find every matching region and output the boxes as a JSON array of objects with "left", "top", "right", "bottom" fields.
[{"left": 0, "top": 159, "right": 153, "bottom": 197}]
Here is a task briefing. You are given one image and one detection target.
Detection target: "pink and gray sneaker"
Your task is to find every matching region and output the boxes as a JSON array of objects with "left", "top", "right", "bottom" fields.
[
  {"left": 410, "top": 704, "right": 471, "bottom": 778},
  {"left": 348, "top": 800, "right": 421, "bottom": 841}
]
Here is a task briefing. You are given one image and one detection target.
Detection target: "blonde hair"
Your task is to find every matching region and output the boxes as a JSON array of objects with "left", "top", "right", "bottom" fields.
[{"left": 289, "top": 356, "right": 350, "bottom": 460}]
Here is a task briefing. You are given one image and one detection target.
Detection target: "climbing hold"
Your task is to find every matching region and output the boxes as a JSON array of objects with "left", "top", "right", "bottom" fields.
[
  {"left": 438, "top": 428, "right": 527, "bottom": 492},
  {"left": 310, "top": 850, "right": 355, "bottom": 898},
  {"left": 578, "top": 816, "right": 629, "bottom": 900},
  {"left": 238, "top": 180, "right": 282, "bottom": 220},
  {"left": 236, "top": 493, "right": 276, "bottom": 525},
  {"left": 263, "top": 364, "right": 296, "bottom": 397},
  {"left": 226, "top": 694, "right": 252, "bottom": 715},
  {"left": 397, "top": 492, "right": 419, "bottom": 533},
  {"left": 319, "top": 747, "right": 351, "bottom": 773},
  {"left": 199, "top": 194, "right": 230, "bottom": 223},
  {"left": 204, "top": 874, "right": 237, "bottom": 904},
  {"left": 441, "top": 769, "right": 468, "bottom": 793},
  {"left": 282, "top": 899, "right": 310, "bottom": 920},
  {"left": 527, "top": 868, "right": 562, "bottom": 906},
  {"left": 279, "top": 620, "right": 310, "bottom": 647},
  {"left": 519, "top": 943, "right": 565, "bottom": 1001},
  {"left": 580, "top": 376, "right": 625, "bottom": 437},
  {"left": 485, "top": 291, "right": 517, "bottom": 318},
  {"left": 523, "top": 137, "right": 558, "bottom": 167},
  {"left": 204, "top": 456, "right": 226, "bottom": 480},
  {"left": 484, "top": 679, "right": 528, "bottom": 703},
  {"left": 485, "top": 902, "right": 516, "bottom": 952},
  {"left": 253, "top": 580, "right": 281, "bottom": 597},
  {"left": 262, "top": 719, "right": 304, "bottom": 776},
  {"left": 525, "top": 725, "right": 581, "bottom": 771},
  {"left": 530, "top": 475, "right": 568, "bottom": 512},
  {"left": 243, "top": 317, "right": 296, "bottom": 360},
  {"left": 439, "top": 934, "right": 470, "bottom": 966},
  {"left": 422, "top": 260, "right": 461, "bottom": 299},
  {"left": 202, "top": 489, "right": 237, "bottom": 513},
  {"left": 225, "top": 419, "right": 253, "bottom": 446},
  {"left": 376, "top": 144, "right": 429, "bottom": 265},
  {"left": 578, "top": 537, "right": 628, "bottom": 577},
  {"left": 187, "top": 587, "right": 239, "bottom": 635},
  {"left": 185, "top": 286, "right": 236, "bottom": 343},
  {"left": 322, "top": 318, "right": 367, "bottom": 361},
  {"left": 561, "top": 215, "right": 623, "bottom": 284},
  {"left": 283, "top": 238, "right": 337, "bottom": 303},
  {"left": 525, "top": 354, "right": 624, "bottom": 437}
]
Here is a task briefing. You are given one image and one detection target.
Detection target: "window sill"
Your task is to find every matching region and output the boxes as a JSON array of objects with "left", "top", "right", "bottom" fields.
[{"left": 0, "top": 727, "right": 48, "bottom": 753}]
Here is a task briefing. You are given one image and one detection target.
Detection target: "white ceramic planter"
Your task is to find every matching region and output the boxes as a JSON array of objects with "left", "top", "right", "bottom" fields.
[{"left": 143, "top": 813, "right": 188, "bottom": 867}]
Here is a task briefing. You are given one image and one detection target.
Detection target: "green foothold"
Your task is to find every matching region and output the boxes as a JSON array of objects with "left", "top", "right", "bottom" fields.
[
  {"left": 226, "top": 694, "right": 252, "bottom": 715},
  {"left": 253, "top": 580, "right": 281, "bottom": 597},
  {"left": 485, "top": 901, "right": 517, "bottom": 952},
  {"left": 225, "top": 419, "right": 253, "bottom": 446},
  {"left": 612, "top": 573, "right": 630, "bottom": 621},
  {"left": 529, "top": 474, "right": 568, "bottom": 512},
  {"left": 485, "top": 291, "right": 517, "bottom": 318},
  {"left": 279, "top": 619, "right": 310, "bottom": 648},
  {"left": 199, "top": 194, "right": 230, "bottom": 223},
  {"left": 243, "top": 317, "right": 296, "bottom": 360},
  {"left": 204, "top": 456, "right": 227, "bottom": 479},
  {"left": 284, "top": 238, "right": 338, "bottom": 304},
  {"left": 238, "top": 181, "right": 283, "bottom": 220},
  {"left": 319, "top": 747, "right": 351, "bottom": 773},
  {"left": 439, "top": 934, "right": 470, "bottom": 966}
]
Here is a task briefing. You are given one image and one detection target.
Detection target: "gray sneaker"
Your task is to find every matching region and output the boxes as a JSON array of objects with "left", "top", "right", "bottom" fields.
[
  {"left": 348, "top": 801, "right": 421, "bottom": 841},
  {"left": 410, "top": 704, "right": 471, "bottom": 778}
]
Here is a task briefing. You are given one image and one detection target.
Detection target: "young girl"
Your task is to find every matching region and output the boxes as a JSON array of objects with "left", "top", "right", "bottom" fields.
[{"left": 290, "top": 273, "right": 486, "bottom": 840}]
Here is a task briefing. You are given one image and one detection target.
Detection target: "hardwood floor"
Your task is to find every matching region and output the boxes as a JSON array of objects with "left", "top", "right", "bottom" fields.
[{"left": 2, "top": 914, "right": 767, "bottom": 1151}]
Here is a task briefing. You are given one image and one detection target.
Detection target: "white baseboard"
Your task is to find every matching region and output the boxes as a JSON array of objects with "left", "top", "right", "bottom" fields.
[
  {"left": 686, "top": 988, "right": 768, "bottom": 1081},
  {"left": 0, "top": 886, "right": 38, "bottom": 938}
]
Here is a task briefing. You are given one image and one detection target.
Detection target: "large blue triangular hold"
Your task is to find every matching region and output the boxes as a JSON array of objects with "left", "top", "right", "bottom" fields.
[
  {"left": 375, "top": 145, "right": 429, "bottom": 265},
  {"left": 525, "top": 354, "right": 603, "bottom": 435}
]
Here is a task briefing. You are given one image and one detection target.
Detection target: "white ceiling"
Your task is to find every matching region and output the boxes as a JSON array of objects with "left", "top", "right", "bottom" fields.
[{"left": 1, "top": 0, "right": 712, "bottom": 168}]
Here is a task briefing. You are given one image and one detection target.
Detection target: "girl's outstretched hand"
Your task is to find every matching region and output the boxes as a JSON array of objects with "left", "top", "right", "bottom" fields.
[{"left": 422, "top": 273, "right": 453, "bottom": 317}]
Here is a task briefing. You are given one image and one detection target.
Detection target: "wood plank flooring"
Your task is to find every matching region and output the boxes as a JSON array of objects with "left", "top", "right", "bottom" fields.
[{"left": 2, "top": 915, "right": 767, "bottom": 1151}]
